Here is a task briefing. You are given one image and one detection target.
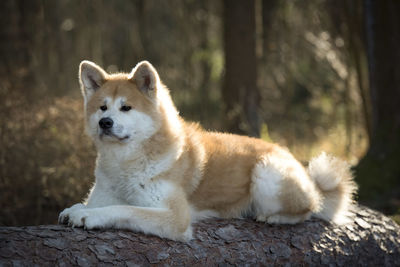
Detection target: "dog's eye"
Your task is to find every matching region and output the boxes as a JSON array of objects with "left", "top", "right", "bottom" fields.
[
  {"left": 100, "top": 105, "right": 107, "bottom": 111},
  {"left": 120, "top": 105, "right": 132, "bottom": 112}
]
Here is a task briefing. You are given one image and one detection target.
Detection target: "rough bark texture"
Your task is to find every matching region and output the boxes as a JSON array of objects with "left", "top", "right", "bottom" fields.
[{"left": 0, "top": 205, "right": 399, "bottom": 266}]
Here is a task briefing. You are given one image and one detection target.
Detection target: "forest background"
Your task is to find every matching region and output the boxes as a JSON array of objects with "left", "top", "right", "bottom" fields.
[{"left": 1, "top": 0, "right": 399, "bottom": 226}]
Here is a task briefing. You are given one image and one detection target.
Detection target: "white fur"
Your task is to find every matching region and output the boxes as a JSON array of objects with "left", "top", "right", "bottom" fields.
[
  {"left": 60, "top": 60, "right": 356, "bottom": 241},
  {"left": 250, "top": 155, "right": 283, "bottom": 221},
  {"left": 58, "top": 203, "right": 86, "bottom": 222},
  {"left": 308, "top": 152, "right": 341, "bottom": 191},
  {"left": 60, "top": 205, "right": 192, "bottom": 241},
  {"left": 85, "top": 176, "right": 127, "bottom": 208},
  {"left": 60, "top": 85, "right": 191, "bottom": 239},
  {"left": 266, "top": 213, "right": 310, "bottom": 224},
  {"left": 250, "top": 151, "right": 319, "bottom": 224},
  {"left": 308, "top": 152, "right": 356, "bottom": 224},
  {"left": 60, "top": 178, "right": 192, "bottom": 241},
  {"left": 87, "top": 96, "right": 158, "bottom": 147}
]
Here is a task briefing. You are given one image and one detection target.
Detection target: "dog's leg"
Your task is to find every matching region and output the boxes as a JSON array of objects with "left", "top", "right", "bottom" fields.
[
  {"left": 85, "top": 182, "right": 126, "bottom": 207},
  {"left": 63, "top": 187, "right": 192, "bottom": 241},
  {"left": 59, "top": 182, "right": 124, "bottom": 224}
]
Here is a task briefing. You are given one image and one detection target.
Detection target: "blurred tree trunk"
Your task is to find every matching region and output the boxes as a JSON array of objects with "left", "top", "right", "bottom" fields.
[
  {"left": 223, "top": 0, "right": 260, "bottom": 137},
  {"left": 261, "top": 0, "right": 278, "bottom": 62},
  {"left": 341, "top": 0, "right": 372, "bottom": 141},
  {"left": 199, "top": 1, "right": 212, "bottom": 124},
  {"left": 0, "top": 0, "right": 41, "bottom": 99},
  {"left": 356, "top": 0, "right": 400, "bottom": 213}
]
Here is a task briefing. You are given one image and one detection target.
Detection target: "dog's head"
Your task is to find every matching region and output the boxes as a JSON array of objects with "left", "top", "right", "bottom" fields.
[{"left": 79, "top": 60, "right": 163, "bottom": 146}]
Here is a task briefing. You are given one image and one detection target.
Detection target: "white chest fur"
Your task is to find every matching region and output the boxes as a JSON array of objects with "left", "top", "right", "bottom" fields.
[{"left": 94, "top": 150, "right": 177, "bottom": 208}]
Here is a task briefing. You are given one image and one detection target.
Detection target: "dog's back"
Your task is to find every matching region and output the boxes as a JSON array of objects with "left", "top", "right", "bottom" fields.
[{"left": 59, "top": 60, "right": 357, "bottom": 241}]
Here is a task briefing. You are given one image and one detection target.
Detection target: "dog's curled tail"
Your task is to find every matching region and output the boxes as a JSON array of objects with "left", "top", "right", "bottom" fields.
[{"left": 308, "top": 152, "right": 358, "bottom": 224}]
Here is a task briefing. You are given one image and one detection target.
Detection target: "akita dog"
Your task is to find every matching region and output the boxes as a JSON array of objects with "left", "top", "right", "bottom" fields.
[{"left": 59, "top": 60, "right": 357, "bottom": 241}]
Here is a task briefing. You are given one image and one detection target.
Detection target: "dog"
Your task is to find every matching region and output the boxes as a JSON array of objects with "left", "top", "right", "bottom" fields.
[{"left": 59, "top": 60, "right": 357, "bottom": 241}]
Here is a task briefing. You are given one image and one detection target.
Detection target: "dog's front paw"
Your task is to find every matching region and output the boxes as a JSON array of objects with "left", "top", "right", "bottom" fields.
[
  {"left": 61, "top": 208, "right": 109, "bottom": 230},
  {"left": 66, "top": 209, "right": 91, "bottom": 228},
  {"left": 58, "top": 203, "right": 85, "bottom": 225},
  {"left": 79, "top": 211, "right": 109, "bottom": 230}
]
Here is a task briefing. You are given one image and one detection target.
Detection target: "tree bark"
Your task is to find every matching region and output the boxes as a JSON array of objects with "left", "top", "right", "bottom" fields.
[
  {"left": 1, "top": 205, "right": 399, "bottom": 266},
  {"left": 355, "top": 0, "right": 400, "bottom": 213},
  {"left": 223, "top": 0, "right": 260, "bottom": 137}
]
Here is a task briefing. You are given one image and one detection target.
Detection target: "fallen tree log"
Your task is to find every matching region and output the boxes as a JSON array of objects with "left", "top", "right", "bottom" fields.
[{"left": 0, "top": 205, "right": 399, "bottom": 266}]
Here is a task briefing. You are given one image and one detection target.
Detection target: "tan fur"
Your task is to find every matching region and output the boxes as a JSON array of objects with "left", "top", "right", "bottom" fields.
[
  {"left": 59, "top": 60, "right": 357, "bottom": 241},
  {"left": 189, "top": 133, "right": 277, "bottom": 217},
  {"left": 86, "top": 79, "right": 158, "bottom": 121}
]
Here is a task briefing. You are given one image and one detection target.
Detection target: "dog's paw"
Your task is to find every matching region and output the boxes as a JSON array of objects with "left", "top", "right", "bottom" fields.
[
  {"left": 66, "top": 209, "right": 90, "bottom": 228},
  {"left": 79, "top": 211, "right": 109, "bottom": 230},
  {"left": 61, "top": 208, "right": 109, "bottom": 230},
  {"left": 58, "top": 203, "right": 86, "bottom": 225}
]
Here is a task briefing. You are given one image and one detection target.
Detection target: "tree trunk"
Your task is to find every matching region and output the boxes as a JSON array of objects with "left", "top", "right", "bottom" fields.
[
  {"left": 261, "top": 0, "right": 278, "bottom": 62},
  {"left": 0, "top": 0, "right": 41, "bottom": 99},
  {"left": 355, "top": 0, "right": 400, "bottom": 213},
  {"left": 223, "top": 0, "right": 260, "bottom": 137},
  {"left": 1, "top": 205, "right": 399, "bottom": 266}
]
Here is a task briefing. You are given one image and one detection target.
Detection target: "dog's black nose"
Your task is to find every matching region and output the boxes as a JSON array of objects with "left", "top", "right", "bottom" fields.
[{"left": 99, "top": 117, "right": 113, "bottom": 129}]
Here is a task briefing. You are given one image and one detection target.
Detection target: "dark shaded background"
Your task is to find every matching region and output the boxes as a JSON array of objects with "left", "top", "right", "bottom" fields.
[{"left": 0, "top": 0, "right": 399, "bottom": 226}]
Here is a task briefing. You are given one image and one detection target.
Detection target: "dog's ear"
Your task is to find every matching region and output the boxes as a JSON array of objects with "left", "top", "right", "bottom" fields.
[
  {"left": 129, "top": 61, "right": 159, "bottom": 99},
  {"left": 79, "top": 60, "right": 107, "bottom": 100}
]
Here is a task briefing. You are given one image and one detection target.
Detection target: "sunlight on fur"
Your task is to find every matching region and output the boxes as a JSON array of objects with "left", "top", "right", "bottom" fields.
[{"left": 58, "top": 60, "right": 358, "bottom": 241}]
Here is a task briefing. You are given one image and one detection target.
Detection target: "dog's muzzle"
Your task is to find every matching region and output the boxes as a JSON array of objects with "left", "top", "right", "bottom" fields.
[
  {"left": 98, "top": 118, "right": 130, "bottom": 141},
  {"left": 99, "top": 117, "right": 113, "bottom": 129}
]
